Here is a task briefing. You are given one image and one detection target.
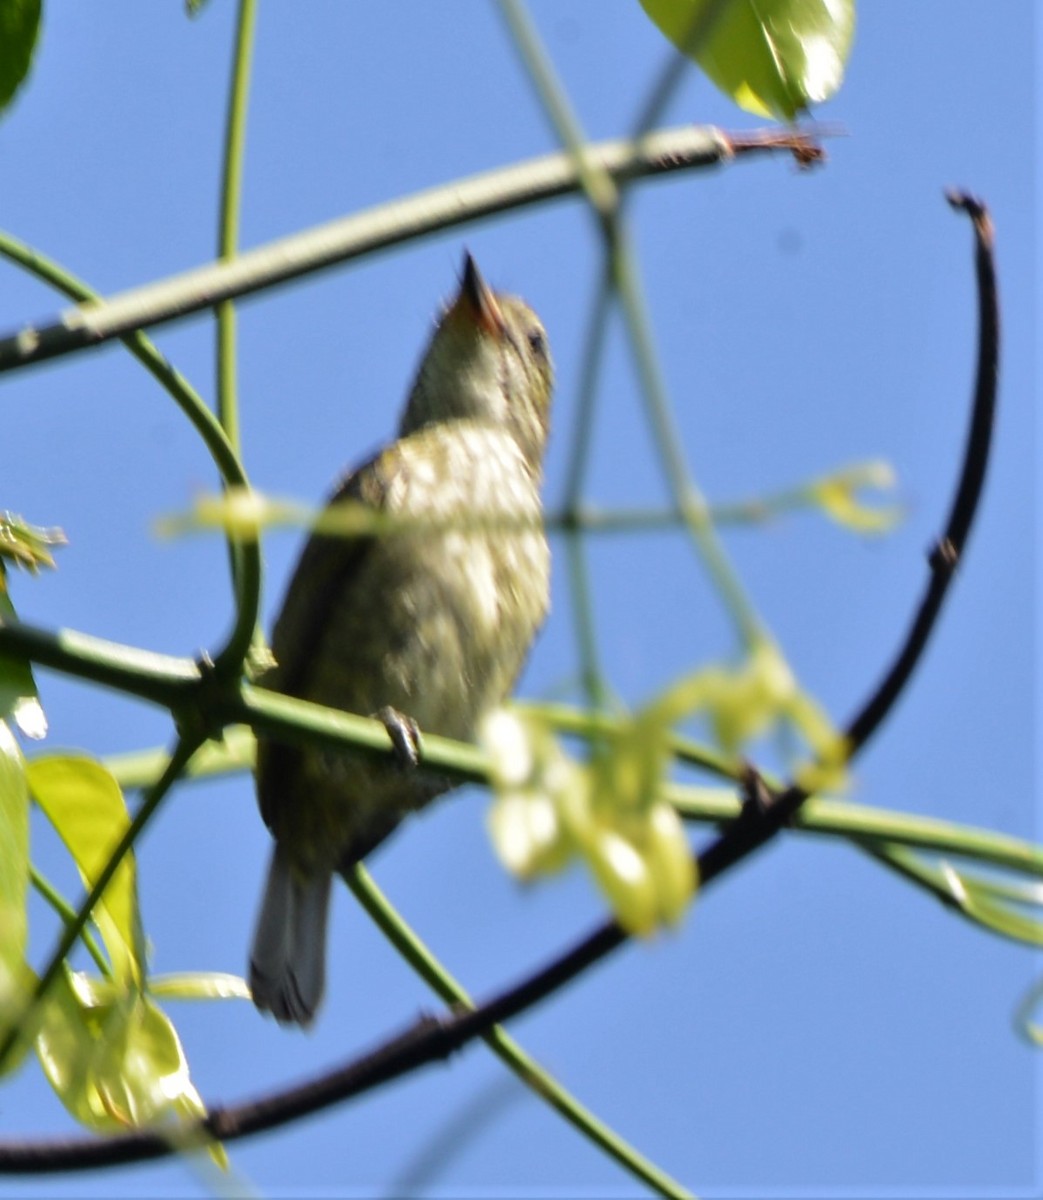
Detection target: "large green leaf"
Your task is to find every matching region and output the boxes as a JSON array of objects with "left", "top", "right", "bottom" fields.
[
  {"left": 0, "top": 0, "right": 42, "bottom": 117},
  {"left": 638, "top": 0, "right": 855, "bottom": 120},
  {"left": 27, "top": 756, "right": 144, "bottom": 986}
]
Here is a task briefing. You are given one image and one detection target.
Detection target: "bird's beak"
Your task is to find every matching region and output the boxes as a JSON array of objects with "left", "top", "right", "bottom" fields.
[{"left": 452, "top": 252, "right": 507, "bottom": 336}]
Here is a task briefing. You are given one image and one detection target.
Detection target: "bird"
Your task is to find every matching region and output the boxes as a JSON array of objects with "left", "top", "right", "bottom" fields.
[{"left": 249, "top": 254, "right": 554, "bottom": 1026}]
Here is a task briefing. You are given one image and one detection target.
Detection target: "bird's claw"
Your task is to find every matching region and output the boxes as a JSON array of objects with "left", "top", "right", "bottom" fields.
[{"left": 376, "top": 706, "right": 422, "bottom": 769}]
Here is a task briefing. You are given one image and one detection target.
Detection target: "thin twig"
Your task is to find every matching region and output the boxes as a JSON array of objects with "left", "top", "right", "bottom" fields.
[{"left": 0, "top": 126, "right": 822, "bottom": 373}]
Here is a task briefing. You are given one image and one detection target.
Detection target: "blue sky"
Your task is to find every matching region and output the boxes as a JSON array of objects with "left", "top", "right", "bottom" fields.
[{"left": 0, "top": 2, "right": 1037, "bottom": 1195}]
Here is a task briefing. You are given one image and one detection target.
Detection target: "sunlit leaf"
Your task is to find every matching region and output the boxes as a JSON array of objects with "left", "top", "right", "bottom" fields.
[
  {"left": 939, "top": 862, "right": 1043, "bottom": 947},
  {"left": 0, "top": 512, "right": 66, "bottom": 574},
  {"left": 807, "top": 461, "right": 901, "bottom": 534},
  {"left": 149, "top": 972, "right": 251, "bottom": 1002},
  {"left": 36, "top": 969, "right": 226, "bottom": 1165},
  {"left": 0, "top": 585, "right": 47, "bottom": 739},
  {"left": 0, "top": 720, "right": 34, "bottom": 1074},
  {"left": 0, "top": 0, "right": 41, "bottom": 118},
  {"left": 482, "top": 708, "right": 580, "bottom": 878},
  {"left": 27, "top": 756, "right": 144, "bottom": 985},
  {"left": 638, "top": 0, "right": 855, "bottom": 120},
  {"left": 482, "top": 708, "right": 698, "bottom": 934},
  {"left": 866, "top": 842, "right": 1043, "bottom": 948}
]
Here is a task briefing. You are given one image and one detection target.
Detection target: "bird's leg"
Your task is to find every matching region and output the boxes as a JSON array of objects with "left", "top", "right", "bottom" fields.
[{"left": 376, "top": 705, "right": 422, "bottom": 770}]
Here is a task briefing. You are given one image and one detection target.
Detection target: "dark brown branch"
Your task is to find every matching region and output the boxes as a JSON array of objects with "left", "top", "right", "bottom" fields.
[
  {"left": 845, "top": 193, "right": 998, "bottom": 754},
  {"left": 0, "top": 192, "right": 1000, "bottom": 1175}
]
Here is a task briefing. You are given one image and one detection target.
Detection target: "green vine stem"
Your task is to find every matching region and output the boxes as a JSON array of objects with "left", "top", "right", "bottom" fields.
[
  {"left": 215, "top": 0, "right": 257, "bottom": 458},
  {"left": 347, "top": 864, "right": 693, "bottom": 1200},
  {"left": 0, "top": 232, "right": 248, "bottom": 493},
  {"left": 29, "top": 867, "right": 111, "bottom": 978},
  {"left": 0, "top": 231, "right": 261, "bottom": 678},
  {"left": 0, "top": 619, "right": 199, "bottom": 710},
  {"left": 496, "top": 0, "right": 766, "bottom": 650},
  {"left": 210, "top": 0, "right": 263, "bottom": 681},
  {"left": 97, "top": 714, "right": 1043, "bottom": 948}
]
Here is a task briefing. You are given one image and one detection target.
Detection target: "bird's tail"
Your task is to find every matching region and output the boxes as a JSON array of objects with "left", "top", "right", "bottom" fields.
[{"left": 249, "top": 842, "right": 332, "bottom": 1027}]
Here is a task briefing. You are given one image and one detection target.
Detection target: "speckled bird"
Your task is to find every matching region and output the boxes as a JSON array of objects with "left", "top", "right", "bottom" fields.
[{"left": 249, "top": 255, "right": 553, "bottom": 1026}]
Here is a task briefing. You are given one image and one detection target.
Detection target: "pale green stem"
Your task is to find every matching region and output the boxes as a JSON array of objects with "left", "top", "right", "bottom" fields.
[
  {"left": 561, "top": 260, "right": 614, "bottom": 511},
  {"left": 29, "top": 867, "right": 111, "bottom": 977},
  {"left": 0, "top": 619, "right": 199, "bottom": 709},
  {"left": 666, "top": 783, "right": 1043, "bottom": 879},
  {"left": 0, "top": 231, "right": 247, "bottom": 493},
  {"left": 494, "top": 0, "right": 619, "bottom": 222},
  {"left": 610, "top": 235, "right": 765, "bottom": 646},
  {"left": 97, "top": 722, "right": 1043, "bottom": 942},
  {"left": 495, "top": 0, "right": 764, "bottom": 650},
  {"left": 0, "top": 230, "right": 260, "bottom": 678},
  {"left": 215, "top": 0, "right": 257, "bottom": 457},
  {"left": 564, "top": 534, "right": 611, "bottom": 712},
  {"left": 0, "top": 124, "right": 755, "bottom": 371},
  {"left": 212, "top": 0, "right": 262, "bottom": 678},
  {"left": 347, "top": 864, "right": 693, "bottom": 1200}
]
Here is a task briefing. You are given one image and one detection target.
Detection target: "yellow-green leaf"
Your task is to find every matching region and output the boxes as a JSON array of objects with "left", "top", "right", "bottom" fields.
[
  {"left": 27, "top": 756, "right": 143, "bottom": 986},
  {"left": 149, "top": 972, "right": 252, "bottom": 1002},
  {"left": 0, "top": 586, "right": 47, "bottom": 739},
  {"left": 807, "top": 461, "right": 901, "bottom": 534},
  {"left": 0, "top": 720, "right": 34, "bottom": 1074},
  {"left": 0, "top": 511, "right": 66, "bottom": 574},
  {"left": 638, "top": 0, "right": 855, "bottom": 120},
  {"left": 36, "top": 968, "right": 225, "bottom": 1165}
]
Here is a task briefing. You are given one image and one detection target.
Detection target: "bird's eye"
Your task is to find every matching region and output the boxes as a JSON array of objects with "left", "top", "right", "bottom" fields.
[{"left": 527, "top": 327, "right": 547, "bottom": 358}]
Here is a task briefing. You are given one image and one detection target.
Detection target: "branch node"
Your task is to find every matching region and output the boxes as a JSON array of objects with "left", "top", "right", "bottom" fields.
[
  {"left": 174, "top": 652, "right": 233, "bottom": 746},
  {"left": 928, "top": 536, "right": 959, "bottom": 574},
  {"left": 739, "top": 762, "right": 782, "bottom": 821}
]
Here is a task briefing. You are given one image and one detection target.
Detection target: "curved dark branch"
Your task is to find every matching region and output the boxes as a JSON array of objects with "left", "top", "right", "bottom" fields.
[
  {"left": 845, "top": 193, "right": 998, "bottom": 754},
  {"left": 699, "top": 191, "right": 999, "bottom": 882},
  {"left": 0, "top": 193, "right": 1000, "bottom": 1175}
]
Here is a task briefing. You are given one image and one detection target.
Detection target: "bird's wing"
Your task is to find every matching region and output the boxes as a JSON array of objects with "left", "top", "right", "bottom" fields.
[
  {"left": 256, "top": 446, "right": 395, "bottom": 829},
  {"left": 267, "top": 449, "right": 393, "bottom": 694}
]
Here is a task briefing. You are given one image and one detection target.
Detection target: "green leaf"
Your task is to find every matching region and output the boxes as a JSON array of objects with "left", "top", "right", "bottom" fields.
[
  {"left": 0, "top": 585, "right": 47, "bottom": 739},
  {"left": 0, "top": 512, "right": 66, "bottom": 574},
  {"left": 36, "top": 968, "right": 226, "bottom": 1164},
  {"left": 638, "top": 0, "right": 855, "bottom": 120},
  {"left": 1014, "top": 976, "right": 1043, "bottom": 1048},
  {"left": 807, "top": 461, "right": 902, "bottom": 534},
  {"left": 865, "top": 842, "right": 1043, "bottom": 948},
  {"left": 149, "top": 972, "right": 251, "bottom": 1002},
  {"left": 27, "top": 756, "right": 144, "bottom": 986},
  {"left": 0, "top": 0, "right": 42, "bottom": 117},
  {"left": 940, "top": 864, "right": 1043, "bottom": 946},
  {"left": 0, "top": 721, "right": 34, "bottom": 1074}
]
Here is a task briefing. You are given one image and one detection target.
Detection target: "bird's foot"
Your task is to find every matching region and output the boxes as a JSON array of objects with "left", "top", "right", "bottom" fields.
[{"left": 376, "top": 706, "right": 422, "bottom": 770}]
